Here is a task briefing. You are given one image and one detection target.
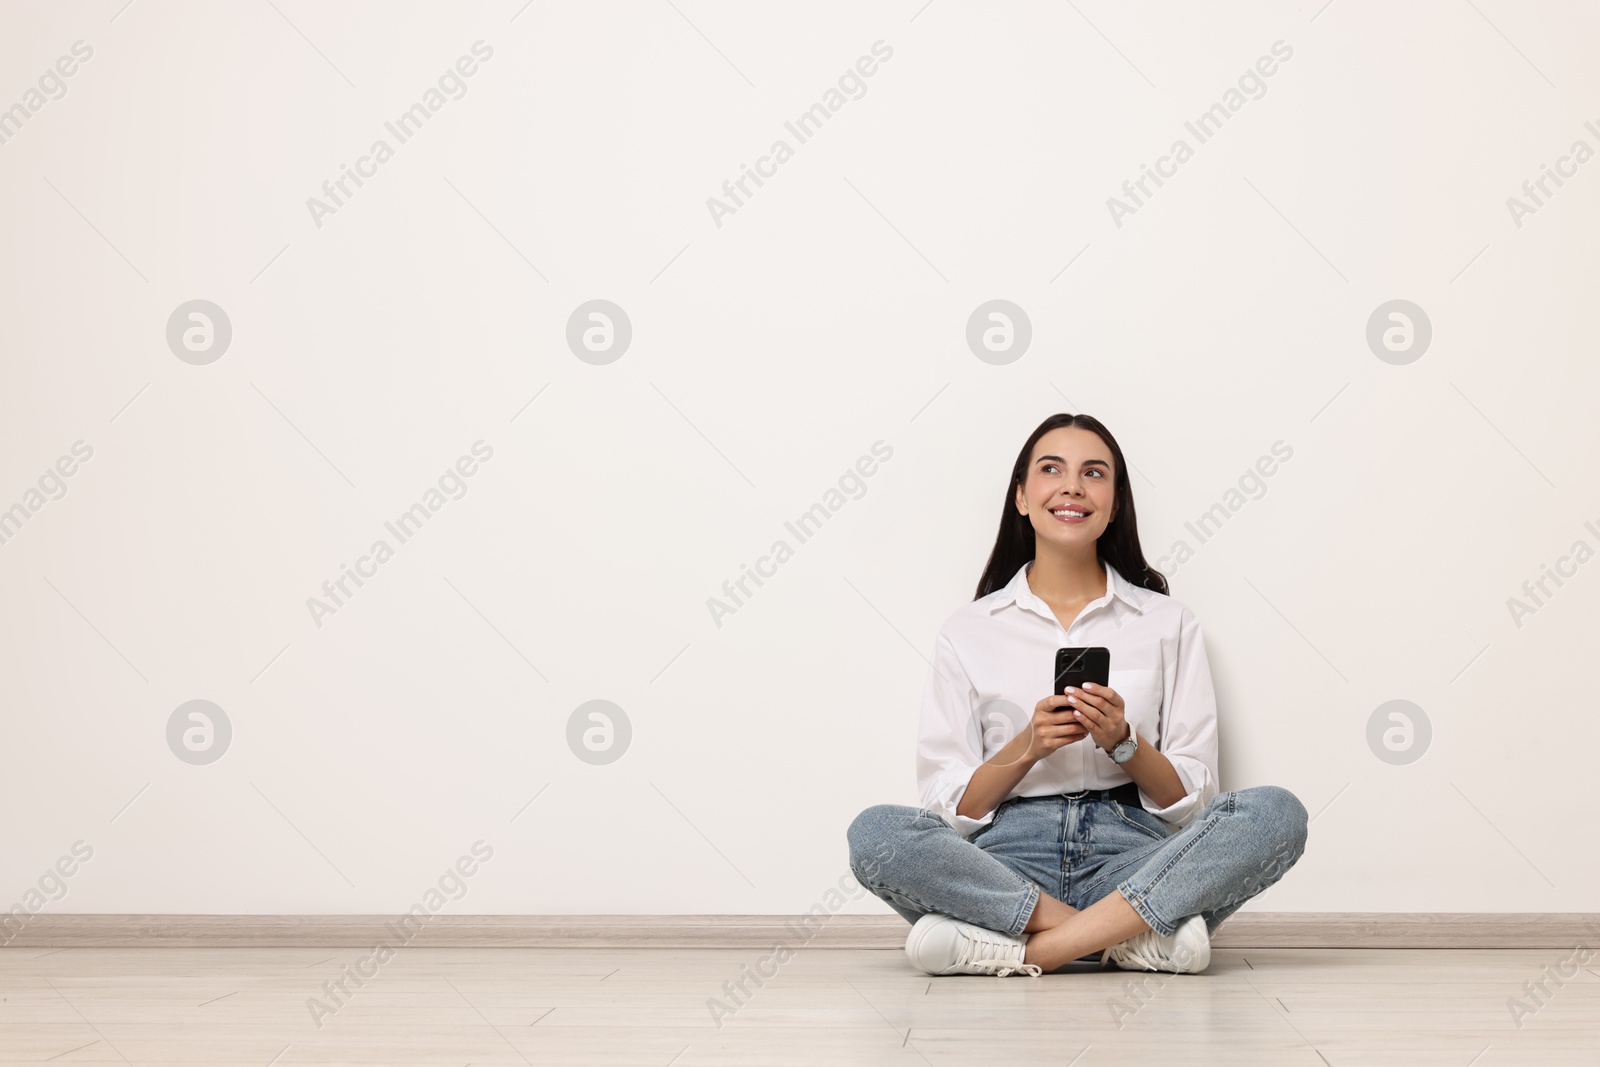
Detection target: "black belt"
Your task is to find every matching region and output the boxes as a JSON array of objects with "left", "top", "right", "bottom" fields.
[
  {"left": 1062, "top": 782, "right": 1142, "bottom": 808},
  {"left": 998, "top": 781, "right": 1144, "bottom": 814}
]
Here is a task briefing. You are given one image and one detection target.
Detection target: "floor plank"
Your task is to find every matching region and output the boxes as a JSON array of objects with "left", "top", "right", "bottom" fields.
[{"left": 1, "top": 945, "right": 1595, "bottom": 1064}]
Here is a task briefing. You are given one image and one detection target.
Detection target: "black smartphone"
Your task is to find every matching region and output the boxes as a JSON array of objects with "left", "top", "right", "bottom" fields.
[{"left": 1054, "top": 646, "right": 1110, "bottom": 710}]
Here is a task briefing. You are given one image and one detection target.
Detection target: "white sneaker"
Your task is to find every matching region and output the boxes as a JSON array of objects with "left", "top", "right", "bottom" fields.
[
  {"left": 905, "top": 913, "right": 1043, "bottom": 977},
  {"left": 1100, "top": 913, "right": 1210, "bottom": 974}
]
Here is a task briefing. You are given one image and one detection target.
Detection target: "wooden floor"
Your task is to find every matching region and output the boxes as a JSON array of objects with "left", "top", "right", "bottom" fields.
[{"left": 2, "top": 944, "right": 1597, "bottom": 1065}]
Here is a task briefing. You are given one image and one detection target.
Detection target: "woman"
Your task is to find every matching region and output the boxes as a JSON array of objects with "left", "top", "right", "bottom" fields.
[{"left": 846, "top": 413, "right": 1308, "bottom": 977}]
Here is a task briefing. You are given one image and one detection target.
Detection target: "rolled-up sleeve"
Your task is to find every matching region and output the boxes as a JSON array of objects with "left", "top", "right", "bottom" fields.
[
  {"left": 1138, "top": 605, "right": 1220, "bottom": 830},
  {"left": 915, "top": 629, "right": 993, "bottom": 839}
]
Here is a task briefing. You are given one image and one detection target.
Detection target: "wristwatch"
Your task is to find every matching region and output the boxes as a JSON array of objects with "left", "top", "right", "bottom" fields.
[{"left": 1109, "top": 724, "right": 1139, "bottom": 765}]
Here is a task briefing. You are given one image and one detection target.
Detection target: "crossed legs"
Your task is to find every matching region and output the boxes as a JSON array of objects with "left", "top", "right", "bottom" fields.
[{"left": 1020, "top": 888, "right": 1150, "bottom": 971}]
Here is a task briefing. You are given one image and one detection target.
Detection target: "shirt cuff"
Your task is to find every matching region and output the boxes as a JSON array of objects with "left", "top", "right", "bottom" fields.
[
  {"left": 931, "top": 773, "right": 996, "bottom": 839},
  {"left": 1137, "top": 760, "right": 1210, "bottom": 830}
]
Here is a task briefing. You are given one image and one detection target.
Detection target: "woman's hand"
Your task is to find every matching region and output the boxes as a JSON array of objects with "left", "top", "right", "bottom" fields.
[
  {"left": 1021, "top": 691, "right": 1091, "bottom": 763},
  {"left": 1064, "top": 682, "right": 1129, "bottom": 753}
]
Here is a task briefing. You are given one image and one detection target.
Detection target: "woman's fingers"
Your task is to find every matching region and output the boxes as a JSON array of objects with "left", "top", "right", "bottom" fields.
[
  {"left": 1066, "top": 693, "right": 1125, "bottom": 749},
  {"left": 1038, "top": 721, "right": 1088, "bottom": 750},
  {"left": 1032, "top": 694, "right": 1093, "bottom": 752},
  {"left": 1068, "top": 684, "right": 1120, "bottom": 713},
  {"left": 1041, "top": 717, "right": 1088, "bottom": 736},
  {"left": 1038, "top": 695, "right": 1078, "bottom": 717},
  {"left": 1070, "top": 699, "right": 1107, "bottom": 728}
]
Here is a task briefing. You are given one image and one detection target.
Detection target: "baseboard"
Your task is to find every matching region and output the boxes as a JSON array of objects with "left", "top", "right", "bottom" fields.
[{"left": 5, "top": 913, "right": 1599, "bottom": 950}]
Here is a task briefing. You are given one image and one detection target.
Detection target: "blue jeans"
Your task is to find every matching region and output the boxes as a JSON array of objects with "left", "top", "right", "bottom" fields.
[{"left": 846, "top": 785, "right": 1308, "bottom": 939}]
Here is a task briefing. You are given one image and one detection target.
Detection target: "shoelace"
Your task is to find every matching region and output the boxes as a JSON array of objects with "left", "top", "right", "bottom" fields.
[
  {"left": 970, "top": 957, "right": 1044, "bottom": 978},
  {"left": 953, "top": 928, "right": 1043, "bottom": 977},
  {"left": 1105, "top": 929, "right": 1169, "bottom": 972}
]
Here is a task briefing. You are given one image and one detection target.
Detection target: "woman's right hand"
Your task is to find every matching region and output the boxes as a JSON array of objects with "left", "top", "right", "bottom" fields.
[
  {"left": 958, "top": 692, "right": 1093, "bottom": 819},
  {"left": 1024, "top": 691, "right": 1091, "bottom": 763}
]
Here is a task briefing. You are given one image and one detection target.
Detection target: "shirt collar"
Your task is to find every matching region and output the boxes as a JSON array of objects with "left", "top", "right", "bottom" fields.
[{"left": 990, "top": 557, "right": 1147, "bottom": 619}]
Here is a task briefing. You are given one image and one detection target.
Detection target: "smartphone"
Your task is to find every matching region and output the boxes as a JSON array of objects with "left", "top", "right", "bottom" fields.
[{"left": 1054, "top": 647, "right": 1110, "bottom": 712}]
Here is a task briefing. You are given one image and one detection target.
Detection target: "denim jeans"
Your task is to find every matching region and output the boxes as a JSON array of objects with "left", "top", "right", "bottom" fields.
[{"left": 845, "top": 785, "right": 1308, "bottom": 940}]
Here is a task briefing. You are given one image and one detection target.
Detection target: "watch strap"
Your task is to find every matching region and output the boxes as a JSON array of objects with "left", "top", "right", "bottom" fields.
[{"left": 1111, "top": 724, "right": 1137, "bottom": 763}]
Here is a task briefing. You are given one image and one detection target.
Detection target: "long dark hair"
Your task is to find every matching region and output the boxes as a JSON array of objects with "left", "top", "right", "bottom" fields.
[{"left": 973, "top": 413, "right": 1169, "bottom": 600}]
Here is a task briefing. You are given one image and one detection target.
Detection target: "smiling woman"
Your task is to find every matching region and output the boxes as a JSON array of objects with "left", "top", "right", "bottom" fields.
[{"left": 845, "top": 412, "right": 1309, "bottom": 980}]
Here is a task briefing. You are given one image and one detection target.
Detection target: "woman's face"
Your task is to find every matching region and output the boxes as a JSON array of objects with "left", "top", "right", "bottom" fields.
[{"left": 1014, "top": 426, "right": 1118, "bottom": 546}]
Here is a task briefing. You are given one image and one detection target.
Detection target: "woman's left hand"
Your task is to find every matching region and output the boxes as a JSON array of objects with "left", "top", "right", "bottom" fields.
[{"left": 1064, "top": 683, "right": 1129, "bottom": 753}]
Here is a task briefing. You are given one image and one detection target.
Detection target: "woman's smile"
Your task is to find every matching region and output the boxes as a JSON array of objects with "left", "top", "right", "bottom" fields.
[{"left": 1050, "top": 506, "right": 1091, "bottom": 524}]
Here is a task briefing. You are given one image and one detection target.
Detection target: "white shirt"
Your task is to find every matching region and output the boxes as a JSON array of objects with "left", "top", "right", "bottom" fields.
[{"left": 916, "top": 557, "right": 1220, "bottom": 839}]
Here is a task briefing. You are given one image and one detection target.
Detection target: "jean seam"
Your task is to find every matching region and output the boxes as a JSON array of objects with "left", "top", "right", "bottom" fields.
[
  {"left": 850, "top": 867, "right": 941, "bottom": 919},
  {"left": 1116, "top": 882, "right": 1175, "bottom": 938},
  {"left": 1109, "top": 802, "right": 1165, "bottom": 842},
  {"left": 1116, "top": 791, "right": 1235, "bottom": 934},
  {"left": 1011, "top": 881, "right": 1041, "bottom": 938},
  {"left": 851, "top": 863, "right": 1036, "bottom": 939}
]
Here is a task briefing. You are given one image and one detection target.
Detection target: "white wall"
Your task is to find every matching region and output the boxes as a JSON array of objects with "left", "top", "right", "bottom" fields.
[{"left": 2, "top": 0, "right": 1596, "bottom": 919}]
